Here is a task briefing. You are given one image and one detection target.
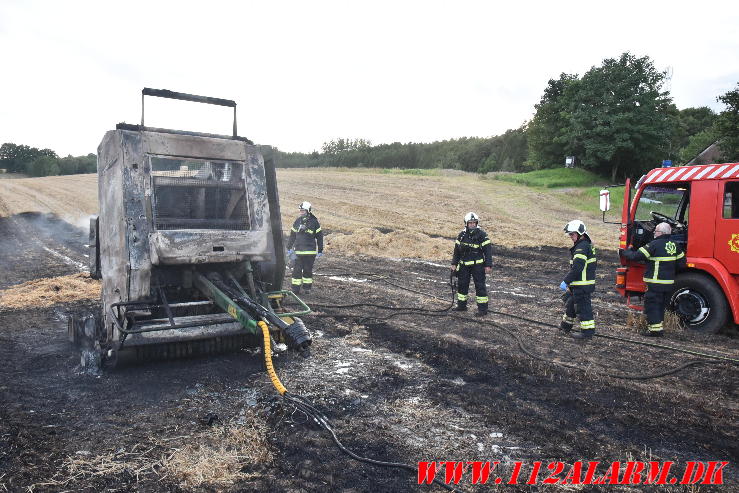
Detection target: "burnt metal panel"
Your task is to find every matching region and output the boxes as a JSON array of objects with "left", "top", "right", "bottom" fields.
[
  {"left": 142, "top": 131, "right": 247, "bottom": 161},
  {"left": 149, "top": 230, "right": 270, "bottom": 265},
  {"left": 89, "top": 216, "right": 101, "bottom": 279},
  {"left": 96, "top": 127, "right": 280, "bottom": 347}
]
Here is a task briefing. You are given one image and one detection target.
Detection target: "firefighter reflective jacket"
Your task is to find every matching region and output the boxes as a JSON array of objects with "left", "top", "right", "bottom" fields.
[
  {"left": 563, "top": 235, "right": 597, "bottom": 289},
  {"left": 452, "top": 227, "right": 492, "bottom": 268},
  {"left": 622, "top": 235, "right": 686, "bottom": 287},
  {"left": 287, "top": 214, "right": 323, "bottom": 255}
]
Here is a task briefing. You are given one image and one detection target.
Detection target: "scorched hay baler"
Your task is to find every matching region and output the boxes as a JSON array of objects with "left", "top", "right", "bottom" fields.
[{"left": 70, "top": 88, "right": 311, "bottom": 368}]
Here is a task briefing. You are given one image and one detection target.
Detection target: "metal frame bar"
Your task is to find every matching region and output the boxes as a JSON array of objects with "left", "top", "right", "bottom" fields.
[
  {"left": 109, "top": 300, "right": 237, "bottom": 335},
  {"left": 140, "top": 87, "right": 238, "bottom": 138}
]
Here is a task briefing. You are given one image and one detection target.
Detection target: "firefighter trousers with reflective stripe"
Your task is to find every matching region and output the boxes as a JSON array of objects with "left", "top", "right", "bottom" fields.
[
  {"left": 644, "top": 287, "right": 669, "bottom": 331},
  {"left": 564, "top": 287, "right": 594, "bottom": 331},
  {"left": 457, "top": 264, "right": 488, "bottom": 311},
  {"left": 291, "top": 254, "right": 316, "bottom": 290}
]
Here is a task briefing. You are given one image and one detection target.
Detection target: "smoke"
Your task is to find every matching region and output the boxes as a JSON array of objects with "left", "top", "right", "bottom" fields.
[
  {"left": 9, "top": 212, "right": 89, "bottom": 265},
  {"left": 69, "top": 213, "right": 95, "bottom": 232}
]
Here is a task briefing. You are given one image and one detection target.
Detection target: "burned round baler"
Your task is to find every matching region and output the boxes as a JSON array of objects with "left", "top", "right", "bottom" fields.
[{"left": 75, "top": 88, "right": 311, "bottom": 367}]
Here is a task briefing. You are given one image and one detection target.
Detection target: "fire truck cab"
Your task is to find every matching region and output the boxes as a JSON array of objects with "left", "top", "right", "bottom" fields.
[{"left": 614, "top": 163, "right": 739, "bottom": 333}]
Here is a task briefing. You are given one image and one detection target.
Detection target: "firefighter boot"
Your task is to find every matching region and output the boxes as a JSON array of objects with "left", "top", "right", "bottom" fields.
[
  {"left": 560, "top": 316, "right": 575, "bottom": 333},
  {"left": 644, "top": 323, "right": 663, "bottom": 337},
  {"left": 475, "top": 303, "right": 488, "bottom": 317},
  {"left": 454, "top": 301, "right": 468, "bottom": 312},
  {"left": 570, "top": 329, "right": 594, "bottom": 340},
  {"left": 291, "top": 285, "right": 301, "bottom": 295}
]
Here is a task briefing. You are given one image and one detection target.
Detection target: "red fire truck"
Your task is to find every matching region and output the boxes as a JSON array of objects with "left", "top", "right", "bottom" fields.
[{"left": 607, "top": 162, "right": 739, "bottom": 333}]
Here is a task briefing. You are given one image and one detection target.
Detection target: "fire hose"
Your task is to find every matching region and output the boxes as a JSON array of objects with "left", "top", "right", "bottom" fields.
[{"left": 257, "top": 320, "right": 463, "bottom": 492}]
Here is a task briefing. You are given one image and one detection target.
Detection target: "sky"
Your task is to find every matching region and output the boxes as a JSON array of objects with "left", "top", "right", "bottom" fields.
[{"left": 1, "top": 0, "right": 738, "bottom": 157}]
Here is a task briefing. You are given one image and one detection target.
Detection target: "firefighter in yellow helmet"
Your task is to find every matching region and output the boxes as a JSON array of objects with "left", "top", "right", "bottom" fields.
[{"left": 450, "top": 212, "right": 493, "bottom": 316}]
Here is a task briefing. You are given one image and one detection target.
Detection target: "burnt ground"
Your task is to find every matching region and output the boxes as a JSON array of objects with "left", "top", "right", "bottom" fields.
[{"left": 0, "top": 213, "right": 738, "bottom": 492}]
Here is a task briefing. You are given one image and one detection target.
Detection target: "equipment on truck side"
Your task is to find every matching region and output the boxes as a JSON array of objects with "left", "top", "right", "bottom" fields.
[{"left": 70, "top": 88, "right": 311, "bottom": 368}]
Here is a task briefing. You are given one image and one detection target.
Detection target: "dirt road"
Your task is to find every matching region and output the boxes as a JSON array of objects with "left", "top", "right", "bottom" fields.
[{"left": 0, "top": 209, "right": 737, "bottom": 492}]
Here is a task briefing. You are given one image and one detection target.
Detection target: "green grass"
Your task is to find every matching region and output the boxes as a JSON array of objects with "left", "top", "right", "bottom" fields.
[
  {"left": 379, "top": 168, "right": 441, "bottom": 176},
  {"left": 319, "top": 167, "right": 442, "bottom": 176},
  {"left": 489, "top": 168, "right": 608, "bottom": 188},
  {"left": 556, "top": 186, "right": 626, "bottom": 218}
]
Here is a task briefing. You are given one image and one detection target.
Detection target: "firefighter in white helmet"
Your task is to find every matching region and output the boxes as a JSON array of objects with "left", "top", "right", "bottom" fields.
[
  {"left": 450, "top": 212, "right": 493, "bottom": 316},
  {"left": 286, "top": 201, "right": 323, "bottom": 294},
  {"left": 560, "top": 219, "right": 597, "bottom": 339}
]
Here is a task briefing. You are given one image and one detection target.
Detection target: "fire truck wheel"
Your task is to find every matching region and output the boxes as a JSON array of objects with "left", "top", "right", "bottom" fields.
[{"left": 671, "top": 272, "right": 729, "bottom": 334}]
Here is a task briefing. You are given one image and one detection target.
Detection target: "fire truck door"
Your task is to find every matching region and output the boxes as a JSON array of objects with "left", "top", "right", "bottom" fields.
[{"left": 715, "top": 180, "right": 739, "bottom": 274}]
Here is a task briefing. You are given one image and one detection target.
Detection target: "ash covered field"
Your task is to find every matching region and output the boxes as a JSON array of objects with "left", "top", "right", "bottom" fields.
[{"left": 0, "top": 170, "right": 737, "bottom": 492}]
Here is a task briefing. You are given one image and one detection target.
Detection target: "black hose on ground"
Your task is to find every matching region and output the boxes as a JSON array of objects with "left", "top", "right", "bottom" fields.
[
  {"left": 260, "top": 294, "right": 464, "bottom": 492},
  {"left": 278, "top": 393, "right": 464, "bottom": 492},
  {"left": 312, "top": 269, "right": 739, "bottom": 364},
  {"left": 311, "top": 271, "right": 458, "bottom": 314},
  {"left": 308, "top": 277, "right": 738, "bottom": 378},
  {"left": 447, "top": 313, "right": 716, "bottom": 380},
  {"left": 483, "top": 308, "right": 739, "bottom": 364}
]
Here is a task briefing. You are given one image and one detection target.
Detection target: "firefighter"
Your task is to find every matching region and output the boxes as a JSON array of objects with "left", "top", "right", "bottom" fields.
[
  {"left": 450, "top": 212, "right": 493, "bottom": 316},
  {"left": 620, "top": 222, "right": 686, "bottom": 337},
  {"left": 286, "top": 201, "right": 323, "bottom": 294},
  {"left": 560, "top": 220, "right": 597, "bottom": 339}
]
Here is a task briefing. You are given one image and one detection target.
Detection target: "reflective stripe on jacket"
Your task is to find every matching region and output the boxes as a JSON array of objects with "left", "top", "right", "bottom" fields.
[
  {"left": 451, "top": 227, "right": 492, "bottom": 268},
  {"left": 286, "top": 214, "right": 323, "bottom": 255},
  {"left": 563, "top": 236, "right": 597, "bottom": 287},
  {"left": 622, "top": 235, "right": 685, "bottom": 285}
]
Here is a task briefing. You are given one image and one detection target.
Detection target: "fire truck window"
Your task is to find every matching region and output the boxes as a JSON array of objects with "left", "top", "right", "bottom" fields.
[
  {"left": 724, "top": 181, "right": 739, "bottom": 219},
  {"left": 635, "top": 186, "right": 687, "bottom": 222}
]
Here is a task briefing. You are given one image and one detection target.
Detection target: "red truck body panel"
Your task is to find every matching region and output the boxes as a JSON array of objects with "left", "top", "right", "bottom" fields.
[{"left": 617, "top": 163, "right": 739, "bottom": 324}]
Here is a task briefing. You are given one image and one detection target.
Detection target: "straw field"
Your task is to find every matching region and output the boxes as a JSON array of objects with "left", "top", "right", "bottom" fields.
[{"left": 0, "top": 168, "right": 619, "bottom": 258}]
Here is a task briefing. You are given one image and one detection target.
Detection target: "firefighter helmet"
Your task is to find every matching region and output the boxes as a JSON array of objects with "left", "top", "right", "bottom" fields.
[
  {"left": 464, "top": 212, "right": 479, "bottom": 224},
  {"left": 563, "top": 219, "right": 586, "bottom": 235},
  {"left": 299, "top": 201, "right": 312, "bottom": 212}
]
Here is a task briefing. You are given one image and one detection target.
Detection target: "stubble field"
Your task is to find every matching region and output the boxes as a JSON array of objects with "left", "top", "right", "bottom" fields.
[{"left": 0, "top": 169, "right": 737, "bottom": 492}]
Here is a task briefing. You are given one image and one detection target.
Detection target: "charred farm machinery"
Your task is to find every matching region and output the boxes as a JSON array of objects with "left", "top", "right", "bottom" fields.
[{"left": 70, "top": 88, "right": 311, "bottom": 368}]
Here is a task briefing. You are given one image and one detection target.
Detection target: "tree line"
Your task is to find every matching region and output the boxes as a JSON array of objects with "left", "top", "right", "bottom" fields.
[
  {"left": 273, "top": 129, "right": 529, "bottom": 172},
  {"left": 3, "top": 52, "right": 737, "bottom": 180},
  {"left": 0, "top": 143, "right": 96, "bottom": 177},
  {"left": 275, "top": 52, "right": 738, "bottom": 181}
]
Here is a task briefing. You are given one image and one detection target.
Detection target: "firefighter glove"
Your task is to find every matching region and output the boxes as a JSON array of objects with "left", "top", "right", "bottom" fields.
[{"left": 559, "top": 281, "right": 568, "bottom": 291}]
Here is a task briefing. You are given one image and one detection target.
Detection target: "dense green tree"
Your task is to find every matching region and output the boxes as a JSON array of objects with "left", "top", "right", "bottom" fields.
[
  {"left": 58, "top": 153, "right": 96, "bottom": 174},
  {"left": 561, "top": 53, "right": 672, "bottom": 181},
  {"left": 666, "top": 106, "right": 716, "bottom": 160},
  {"left": 678, "top": 127, "right": 719, "bottom": 164},
  {"left": 0, "top": 143, "right": 57, "bottom": 173},
  {"left": 715, "top": 82, "right": 739, "bottom": 161},
  {"left": 526, "top": 73, "right": 578, "bottom": 168},
  {"left": 321, "top": 138, "right": 371, "bottom": 155},
  {"left": 26, "top": 155, "right": 60, "bottom": 177}
]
